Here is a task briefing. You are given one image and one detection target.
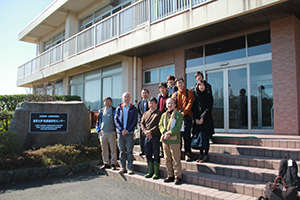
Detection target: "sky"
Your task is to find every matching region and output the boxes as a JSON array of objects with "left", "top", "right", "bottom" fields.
[{"left": 0, "top": 0, "right": 54, "bottom": 95}]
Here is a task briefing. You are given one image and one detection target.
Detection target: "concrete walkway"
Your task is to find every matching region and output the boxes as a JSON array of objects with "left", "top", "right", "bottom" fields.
[{"left": 0, "top": 172, "right": 183, "bottom": 200}]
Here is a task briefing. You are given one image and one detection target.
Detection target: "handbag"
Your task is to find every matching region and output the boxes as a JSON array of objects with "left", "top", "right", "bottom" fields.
[
  {"left": 264, "top": 176, "right": 298, "bottom": 200},
  {"left": 191, "top": 126, "right": 208, "bottom": 150}
]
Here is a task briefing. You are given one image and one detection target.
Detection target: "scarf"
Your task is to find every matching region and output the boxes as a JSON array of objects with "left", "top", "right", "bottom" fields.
[{"left": 164, "top": 109, "right": 176, "bottom": 131}]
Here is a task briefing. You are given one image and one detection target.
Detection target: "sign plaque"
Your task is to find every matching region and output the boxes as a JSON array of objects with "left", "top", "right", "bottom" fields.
[{"left": 30, "top": 113, "right": 68, "bottom": 133}]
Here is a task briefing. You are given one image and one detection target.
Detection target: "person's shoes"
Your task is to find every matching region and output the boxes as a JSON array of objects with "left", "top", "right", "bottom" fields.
[
  {"left": 139, "top": 152, "right": 145, "bottom": 156},
  {"left": 185, "top": 152, "right": 193, "bottom": 162},
  {"left": 209, "top": 139, "right": 213, "bottom": 144},
  {"left": 152, "top": 162, "right": 160, "bottom": 179},
  {"left": 174, "top": 177, "right": 181, "bottom": 185},
  {"left": 164, "top": 176, "right": 175, "bottom": 182},
  {"left": 127, "top": 170, "right": 134, "bottom": 175},
  {"left": 196, "top": 154, "right": 204, "bottom": 162},
  {"left": 118, "top": 168, "right": 126, "bottom": 174},
  {"left": 100, "top": 164, "right": 111, "bottom": 169},
  {"left": 199, "top": 155, "right": 208, "bottom": 163},
  {"left": 111, "top": 164, "right": 117, "bottom": 170}
]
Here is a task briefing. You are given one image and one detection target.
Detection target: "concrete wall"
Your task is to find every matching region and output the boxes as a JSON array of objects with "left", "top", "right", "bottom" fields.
[{"left": 17, "top": 0, "right": 283, "bottom": 87}]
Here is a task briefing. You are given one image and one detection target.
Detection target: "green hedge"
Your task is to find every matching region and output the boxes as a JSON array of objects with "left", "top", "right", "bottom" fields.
[
  {"left": 0, "top": 94, "right": 81, "bottom": 111},
  {"left": 0, "top": 130, "right": 21, "bottom": 157},
  {"left": 0, "top": 110, "right": 14, "bottom": 131}
]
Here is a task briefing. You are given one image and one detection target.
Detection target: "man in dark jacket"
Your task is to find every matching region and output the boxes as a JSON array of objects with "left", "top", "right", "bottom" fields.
[
  {"left": 157, "top": 82, "right": 171, "bottom": 113},
  {"left": 156, "top": 82, "right": 171, "bottom": 157},
  {"left": 137, "top": 89, "right": 149, "bottom": 156},
  {"left": 141, "top": 97, "right": 162, "bottom": 179},
  {"left": 114, "top": 92, "right": 138, "bottom": 175}
]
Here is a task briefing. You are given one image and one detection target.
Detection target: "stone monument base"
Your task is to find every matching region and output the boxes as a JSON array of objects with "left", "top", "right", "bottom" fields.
[{"left": 9, "top": 101, "right": 90, "bottom": 150}]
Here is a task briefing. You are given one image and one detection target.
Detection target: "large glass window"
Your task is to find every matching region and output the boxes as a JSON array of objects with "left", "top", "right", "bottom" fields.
[
  {"left": 228, "top": 68, "right": 248, "bottom": 129},
  {"left": 103, "top": 77, "right": 112, "bottom": 99},
  {"left": 144, "top": 65, "right": 174, "bottom": 84},
  {"left": 85, "top": 79, "right": 101, "bottom": 111},
  {"left": 248, "top": 30, "right": 271, "bottom": 56},
  {"left": 186, "top": 73, "right": 196, "bottom": 89},
  {"left": 112, "top": 74, "right": 122, "bottom": 106},
  {"left": 71, "top": 83, "right": 83, "bottom": 101},
  {"left": 250, "top": 61, "right": 273, "bottom": 129},
  {"left": 205, "top": 36, "right": 246, "bottom": 64},
  {"left": 145, "top": 70, "right": 158, "bottom": 84},
  {"left": 43, "top": 31, "right": 65, "bottom": 52},
  {"left": 79, "top": 1, "right": 131, "bottom": 32},
  {"left": 70, "top": 63, "right": 122, "bottom": 111},
  {"left": 185, "top": 30, "right": 273, "bottom": 132},
  {"left": 186, "top": 46, "right": 203, "bottom": 68},
  {"left": 207, "top": 71, "right": 224, "bottom": 129}
]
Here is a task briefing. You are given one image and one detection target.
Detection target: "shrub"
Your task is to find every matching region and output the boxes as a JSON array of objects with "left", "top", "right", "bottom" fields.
[
  {"left": 0, "top": 94, "right": 81, "bottom": 111},
  {"left": 0, "top": 131, "right": 21, "bottom": 157},
  {"left": 0, "top": 143, "right": 101, "bottom": 170},
  {"left": 0, "top": 110, "right": 14, "bottom": 131}
]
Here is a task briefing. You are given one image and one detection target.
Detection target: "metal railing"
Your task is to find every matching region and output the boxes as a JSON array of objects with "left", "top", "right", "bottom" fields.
[{"left": 17, "top": 0, "right": 213, "bottom": 79}]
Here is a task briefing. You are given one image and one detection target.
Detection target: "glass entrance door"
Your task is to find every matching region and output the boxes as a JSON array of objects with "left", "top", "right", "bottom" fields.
[
  {"left": 228, "top": 67, "right": 248, "bottom": 129},
  {"left": 205, "top": 61, "right": 273, "bottom": 133},
  {"left": 207, "top": 66, "right": 249, "bottom": 132},
  {"left": 206, "top": 70, "right": 224, "bottom": 130}
]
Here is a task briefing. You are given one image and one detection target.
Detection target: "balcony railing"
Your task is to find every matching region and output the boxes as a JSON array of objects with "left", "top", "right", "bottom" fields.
[{"left": 18, "top": 0, "right": 213, "bottom": 79}]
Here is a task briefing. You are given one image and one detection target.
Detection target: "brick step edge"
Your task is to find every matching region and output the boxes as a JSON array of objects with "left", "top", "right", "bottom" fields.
[
  {"left": 212, "top": 136, "right": 300, "bottom": 149},
  {"left": 93, "top": 166, "right": 258, "bottom": 200},
  {"left": 127, "top": 161, "right": 266, "bottom": 197},
  {"left": 133, "top": 153, "right": 278, "bottom": 183},
  {"left": 133, "top": 147, "right": 300, "bottom": 170},
  {"left": 208, "top": 144, "right": 300, "bottom": 160},
  {"left": 134, "top": 145, "right": 300, "bottom": 161}
]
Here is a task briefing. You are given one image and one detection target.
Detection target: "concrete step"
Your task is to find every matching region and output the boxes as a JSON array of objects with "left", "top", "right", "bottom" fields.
[
  {"left": 93, "top": 166, "right": 258, "bottom": 200},
  {"left": 133, "top": 145, "right": 300, "bottom": 170},
  {"left": 133, "top": 153, "right": 278, "bottom": 183},
  {"left": 129, "top": 160, "right": 266, "bottom": 197},
  {"left": 200, "top": 152, "right": 285, "bottom": 170},
  {"left": 209, "top": 144, "right": 300, "bottom": 159},
  {"left": 212, "top": 133, "right": 300, "bottom": 148}
]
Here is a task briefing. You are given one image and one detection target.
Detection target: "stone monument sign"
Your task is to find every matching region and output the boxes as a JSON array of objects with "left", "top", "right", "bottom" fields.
[{"left": 9, "top": 101, "right": 90, "bottom": 150}]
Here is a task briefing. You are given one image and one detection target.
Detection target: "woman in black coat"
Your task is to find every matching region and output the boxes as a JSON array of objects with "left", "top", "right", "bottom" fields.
[{"left": 193, "top": 80, "right": 215, "bottom": 163}]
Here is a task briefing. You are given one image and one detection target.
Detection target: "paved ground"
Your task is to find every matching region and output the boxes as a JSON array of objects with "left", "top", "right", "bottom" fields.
[{"left": 0, "top": 172, "right": 183, "bottom": 200}]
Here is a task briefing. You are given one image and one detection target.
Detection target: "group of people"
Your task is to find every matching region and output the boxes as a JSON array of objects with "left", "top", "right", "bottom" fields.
[{"left": 96, "top": 71, "right": 215, "bottom": 185}]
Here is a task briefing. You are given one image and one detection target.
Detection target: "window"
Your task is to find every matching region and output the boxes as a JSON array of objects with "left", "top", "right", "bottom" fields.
[
  {"left": 247, "top": 30, "right": 271, "bottom": 56},
  {"left": 69, "top": 63, "right": 122, "bottom": 111},
  {"left": 43, "top": 31, "right": 65, "bottom": 52},
  {"left": 205, "top": 36, "right": 246, "bottom": 64},
  {"left": 78, "top": 1, "right": 131, "bottom": 32},
  {"left": 185, "top": 30, "right": 272, "bottom": 71},
  {"left": 186, "top": 46, "right": 203, "bottom": 68},
  {"left": 144, "top": 65, "right": 175, "bottom": 84},
  {"left": 45, "top": 80, "right": 64, "bottom": 95},
  {"left": 250, "top": 60, "right": 273, "bottom": 129}
]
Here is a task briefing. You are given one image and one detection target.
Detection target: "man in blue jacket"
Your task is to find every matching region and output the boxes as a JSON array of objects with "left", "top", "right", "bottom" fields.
[{"left": 114, "top": 92, "right": 138, "bottom": 174}]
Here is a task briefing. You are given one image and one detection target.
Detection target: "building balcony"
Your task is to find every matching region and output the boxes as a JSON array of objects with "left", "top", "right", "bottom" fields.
[{"left": 17, "top": 0, "right": 292, "bottom": 87}]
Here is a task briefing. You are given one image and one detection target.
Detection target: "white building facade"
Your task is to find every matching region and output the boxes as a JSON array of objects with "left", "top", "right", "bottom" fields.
[{"left": 17, "top": 0, "right": 300, "bottom": 135}]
